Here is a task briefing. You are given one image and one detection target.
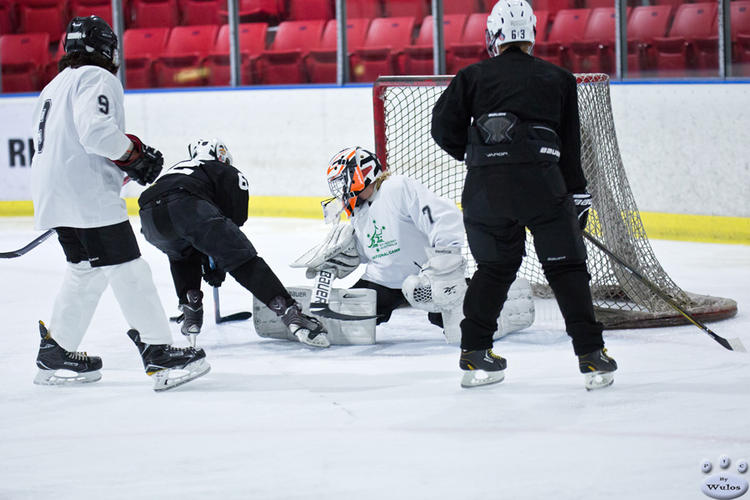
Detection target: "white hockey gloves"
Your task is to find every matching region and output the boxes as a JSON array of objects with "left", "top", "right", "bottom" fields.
[
  {"left": 402, "top": 247, "right": 468, "bottom": 313},
  {"left": 291, "top": 223, "right": 361, "bottom": 279}
]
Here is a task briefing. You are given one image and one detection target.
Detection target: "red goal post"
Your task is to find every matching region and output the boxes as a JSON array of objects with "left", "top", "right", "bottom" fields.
[{"left": 372, "top": 74, "right": 737, "bottom": 329}]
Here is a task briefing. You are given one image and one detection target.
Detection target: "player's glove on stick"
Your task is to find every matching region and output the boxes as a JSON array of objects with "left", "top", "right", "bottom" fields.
[
  {"left": 113, "top": 134, "right": 163, "bottom": 186},
  {"left": 201, "top": 255, "right": 226, "bottom": 287},
  {"left": 572, "top": 192, "right": 592, "bottom": 230}
]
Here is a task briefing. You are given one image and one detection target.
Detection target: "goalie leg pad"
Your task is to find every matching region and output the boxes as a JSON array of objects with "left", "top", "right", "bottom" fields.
[
  {"left": 494, "top": 278, "right": 535, "bottom": 339},
  {"left": 254, "top": 287, "right": 376, "bottom": 345}
]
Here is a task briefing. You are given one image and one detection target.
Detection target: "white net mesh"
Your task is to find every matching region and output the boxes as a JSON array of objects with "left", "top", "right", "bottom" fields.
[{"left": 373, "top": 74, "right": 736, "bottom": 328}]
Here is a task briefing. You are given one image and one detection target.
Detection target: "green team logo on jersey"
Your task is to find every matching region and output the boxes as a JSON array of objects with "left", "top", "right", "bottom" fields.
[{"left": 367, "top": 219, "right": 400, "bottom": 259}]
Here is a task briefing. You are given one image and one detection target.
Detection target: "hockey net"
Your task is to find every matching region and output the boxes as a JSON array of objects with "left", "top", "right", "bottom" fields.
[{"left": 372, "top": 74, "right": 737, "bottom": 329}]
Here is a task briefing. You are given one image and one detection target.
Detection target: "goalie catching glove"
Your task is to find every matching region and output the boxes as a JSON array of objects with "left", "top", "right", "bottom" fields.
[
  {"left": 113, "top": 134, "right": 163, "bottom": 186},
  {"left": 402, "top": 247, "right": 468, "bottom": 313},
  {"left": 291, "top": 223, "right": 361, "bottom": 279}
]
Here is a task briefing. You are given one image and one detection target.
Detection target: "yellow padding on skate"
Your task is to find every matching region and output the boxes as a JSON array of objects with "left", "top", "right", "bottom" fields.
[{"left": 2, "top": 199, "right": 748, "bottom": 244}]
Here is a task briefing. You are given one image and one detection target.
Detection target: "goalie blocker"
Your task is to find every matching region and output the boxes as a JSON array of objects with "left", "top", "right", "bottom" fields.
[{"left": 402, "top": 249, "right": 535, "bottom": 343}]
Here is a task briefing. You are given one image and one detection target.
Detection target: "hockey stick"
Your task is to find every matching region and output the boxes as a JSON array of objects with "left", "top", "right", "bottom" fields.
[
  {"left": 309, "top": 270, "right": 378, "bottom": 321},
  {"left": 209, "top": 257, "right": 252, "bottom": 324},
  {"left": 0, "top": 229, "right": 55, "bottom": 258},
  {"left": 1, "top": 178, "right": 135, "bottom": 260},
  {"left": 583, "top": 232, "right": 746, "bottom": 352},
  {"left": 212, "top": 285, "right": 253, "bottom": 323}
]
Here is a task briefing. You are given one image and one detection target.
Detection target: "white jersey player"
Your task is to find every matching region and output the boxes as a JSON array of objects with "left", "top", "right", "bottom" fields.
[
  {"left": 298, "top": 147, "right": 534, "bottom": 342},
  {"left": 30, "top": 15, "right": 209, "bottom": 391}
]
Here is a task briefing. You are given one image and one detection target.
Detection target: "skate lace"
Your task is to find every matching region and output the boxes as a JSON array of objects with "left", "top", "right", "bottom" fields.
[{"left": 69, "top": 351, "right": 90, "bottom": 361}]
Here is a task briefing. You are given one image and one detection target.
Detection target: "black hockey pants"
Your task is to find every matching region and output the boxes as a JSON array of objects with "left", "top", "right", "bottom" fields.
[
  {"left": 460, "top": 162, "right": 604, "bottom": 356},
  {"left": 140, "top": 192, "right": 290, "bottom": 306}
]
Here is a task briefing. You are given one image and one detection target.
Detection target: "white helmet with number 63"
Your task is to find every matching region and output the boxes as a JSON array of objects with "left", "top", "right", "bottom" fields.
[
  {"left": 485, "top": 0, "right": 537, "bottom": 57},
  {"left": 188, "top": 138, "right": 233, "bottom": 165}
]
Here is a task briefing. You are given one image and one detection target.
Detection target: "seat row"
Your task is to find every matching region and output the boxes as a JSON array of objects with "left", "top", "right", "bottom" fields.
[
  {"left": 0, "top": 0, "right": 497, "bottom": 41},
  {"left": 535, "top": 2, "right": 750, "bottom": 74},
  {"left": 4, "top": 5, "right": 750, "bottom": 92}
]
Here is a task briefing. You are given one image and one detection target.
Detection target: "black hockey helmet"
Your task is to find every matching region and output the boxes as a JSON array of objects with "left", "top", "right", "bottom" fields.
[{"left": 64, "top": 16, "right": 119, "bottom": 66}]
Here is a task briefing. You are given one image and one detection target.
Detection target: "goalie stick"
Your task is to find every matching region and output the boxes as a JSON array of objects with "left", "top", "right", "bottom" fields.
[
  {"left": 0, "top": 229, "right": 55, "bottom": 258},
  {"left": 583, "top": 232, "right": 746, "bottom": 352}
]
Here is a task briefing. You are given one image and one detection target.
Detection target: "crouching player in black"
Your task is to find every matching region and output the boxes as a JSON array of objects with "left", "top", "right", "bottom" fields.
[
  {"left": 431, "top": 0, "right": 617, "bottom": 390},
  {"left": 138, "top": 139, "right": 329, "bottom": 348}
]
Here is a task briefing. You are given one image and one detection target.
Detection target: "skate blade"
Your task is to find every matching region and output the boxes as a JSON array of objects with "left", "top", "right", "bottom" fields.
[
  {"left": 295, "top": 330, "right": 330, "bottom": 348},
  {"left": 584, "top": 371, "right": 615, "bottom": 391},
  {"left": 33, "top": 368, "right": 101, "bottom": 386},
  {"left": 151, "top": 359, "right": 210, "bottom": 392},
  {"left": 461, "top": 369, "right": 505, "bottom": 388},
  {"left": 187, "top": 334, "right": 197, "bottom": 347}
]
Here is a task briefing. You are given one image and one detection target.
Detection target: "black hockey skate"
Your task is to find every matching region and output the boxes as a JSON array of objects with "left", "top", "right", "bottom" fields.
[
  {"left": 178, "top": 289, "right": 203, "bottom": 346},
  {"left": 269, "top": 297, "right": 330, "bottom": 348},
  {"left": 459, "top": 348, "right": 507, "bottom": 388},
  {"left": 126, "top": 329, "right": 210, "bottom": 392},
  {"left": 34, "top": 321, "right": 102, "bottom": 386},
  {"left": 578, "top": 348, "right": 617, "bottom": 391}
]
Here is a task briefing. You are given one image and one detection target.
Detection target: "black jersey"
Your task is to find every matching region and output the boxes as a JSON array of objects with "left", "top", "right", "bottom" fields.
[
  {"left": 431, "top": 46, "right": 586, "bottom": 193},
  {"left": 138, "top": 159, "right": 250, "bottom": 227}
]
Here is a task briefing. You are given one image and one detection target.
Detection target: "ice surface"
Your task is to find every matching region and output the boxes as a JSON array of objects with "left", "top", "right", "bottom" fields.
[{"left": 1, "top": 216, "right": 748, "bottom": 500}]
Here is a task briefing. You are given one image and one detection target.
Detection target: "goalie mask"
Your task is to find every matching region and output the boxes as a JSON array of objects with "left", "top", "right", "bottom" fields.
[
  {"left": 64, "top": 16, "right": 119, "bottom": 67},
  {"left": 326, "top": 147, "right": 384, "bottom": 217},
  {"left": 485, "top": 0, "right": 537, "bottom": 57},
  {"left": 188, "top": 138, "right": 233, "bottom": 165}
]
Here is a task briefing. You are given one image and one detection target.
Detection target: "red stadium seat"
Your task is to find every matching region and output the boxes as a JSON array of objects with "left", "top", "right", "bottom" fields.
[
  {"left": 383, "top": 0, "right": 429, "bottom": 21},
  {"left": 732, "top": 1, "right": 750, "bottom": 73},
  {"left": 204, "top": 22, "right": 268, "bottom": 85},
  {"left": 305, "top": 18, "right": 371, "bottom": 83},
  {"left": 255, "top": 19, "right": 326, "bottom": 84},
  {"left": 0, "top": 32, "right": 49, "bottom": 92},
  {"left": 652, "top": 2, "right": 717, "bottom": 74},
  {"left": 527, "top": 0, "right": 574, "bottom": 18},
  {"left": 403, "top": 14, "right": 467, "bottom": 75},
  {"left": 569, "top": 7, "right": 630, "bottom": 74},
  {"left": 350, "top": 16, "right": 416, "bottom": 82},
  {"left": 123, "top": 27, "right": 170, "bottom": 88},
  {"left": 626, "top": 5, "right": 671, "bottom": 73},
  {"left": 534, "top": 8, "right": 592, "bottom": 69},
  {"left": 70, "top": 0, "right": 114, "bottom": 26},
  {"left": 182, "top": 0, "right": 225, "bottom": 25},
  {"left": 16, "top": 0, "right": 65, "bottom": 41},
  {"left": 130, "top": 0, "right": 179, "bottom": 28},
  {"left": 287, "top": 0, "right": 333, "bottom": 21},
  {"left": 0, "top": 0, "right": 14, "bottom": 35},
  {"left": 444, "top": 0, "right": 481, "bottom": 15},
  {"left": 347, "top": 0, "right": 381, "bottom": 19},
  {"left": 446, "top": 12, "right": 487, "bottom": 73},
  {"left": 153, "top": 24, "right": 218, "bottom": 87},
  {"left": 218, "top": 0, "right": 282, "bottom": 23}
]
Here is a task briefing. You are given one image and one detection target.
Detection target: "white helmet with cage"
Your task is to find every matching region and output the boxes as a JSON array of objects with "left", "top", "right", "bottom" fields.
[
  {"left": 188, "top": 138, "right": 233, "bottom": 165},
  {"left": 485, "top": 0, "right": 537, "bottom": 57}
]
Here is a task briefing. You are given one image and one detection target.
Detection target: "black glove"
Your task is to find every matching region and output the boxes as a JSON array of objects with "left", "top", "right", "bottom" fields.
[
  {"left": 201, "top": 255, "right": 226, "bottom": 288},
  {"left": 113, "top": 134, "right": 163, "bottom": 186},
  {"left": 572, "top": 192, "right": 592, "bottom": 230}
]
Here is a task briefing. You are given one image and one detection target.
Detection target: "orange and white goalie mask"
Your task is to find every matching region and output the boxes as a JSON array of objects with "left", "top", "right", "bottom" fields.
[{"left": 325, "top": 147, "right": 385, "bottom": 217}]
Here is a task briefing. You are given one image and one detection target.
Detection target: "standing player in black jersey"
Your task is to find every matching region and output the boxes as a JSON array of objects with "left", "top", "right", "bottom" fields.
[
  {"left": 138, "top": 139, "right": 330, "bottom": 348},
  {"left": 431, "top": 0, "right": 617, "bottom": 390}
]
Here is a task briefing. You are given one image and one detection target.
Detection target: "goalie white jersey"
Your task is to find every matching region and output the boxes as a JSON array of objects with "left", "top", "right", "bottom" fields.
[
  {"left": 351, "top": 174, "right": 464, "bottom": 289},
  {"left": 31, "top": 65, "right": 132, "bottom": 230}
]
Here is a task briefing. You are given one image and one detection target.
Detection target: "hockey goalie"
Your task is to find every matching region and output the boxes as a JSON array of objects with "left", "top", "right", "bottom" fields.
[{"left": 276, "top": 147, "right": 534, "bottom": 344}]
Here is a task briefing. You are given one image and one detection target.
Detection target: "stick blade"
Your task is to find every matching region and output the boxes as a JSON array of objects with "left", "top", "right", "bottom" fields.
[{"left": 216, "top": 311, "right": 253, "bottom": 323}]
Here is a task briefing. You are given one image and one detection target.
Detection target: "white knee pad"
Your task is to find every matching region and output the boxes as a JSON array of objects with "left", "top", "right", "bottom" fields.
[
  {"left": 50, "top": 261, "right": 109, "bottom": 351},
  {"left": 105, "top": 258, "right": 172, "bottom": 345}
]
